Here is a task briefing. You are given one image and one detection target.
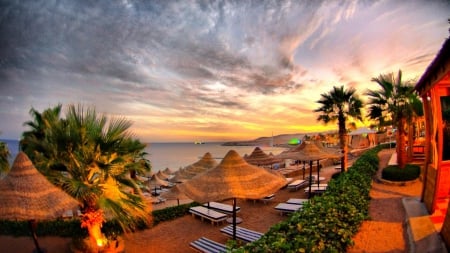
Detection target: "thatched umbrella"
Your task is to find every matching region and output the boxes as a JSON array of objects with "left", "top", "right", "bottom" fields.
[
  {"left": 244, "top": 147, "right": 282, "bottom": 167},
  {"left": 170, "top": 152, "right": 218, "bottom": 183},
  {"left": 177, "top": 150, "right": 286, "bottom": 239},
  {"left": 277, "top": 141, "right": 340, "bottom": 198},
  {"left": 162, "top": 167, "right": 175, "bottom": 175},
  {"left": 146, "top": 174, "right": 173, "bottom": 195},
  {"left": 0, "top": 152, "right": 79, "bottom": 253},
  {"left": 160, "top": 186, "right": 191, "bottom": 205}
]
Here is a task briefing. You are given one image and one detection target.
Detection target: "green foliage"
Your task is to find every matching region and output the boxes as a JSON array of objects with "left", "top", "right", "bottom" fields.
[
  {"left": 0, "top": 140, "right": 10, "bottom": 175},
  {"left": 0, "top": 202, "right": 195, "bottom": 237},
  {"left": 20, "top": 104, "right": 152, "bottom": 234},
  {"left": 0, "top": 219, "right": 86, "bottom": 237},
  {"left": 236, "top": 146, "right": 382, "bottom": 253},
  {"left": 382, "top": 164, "right": 420, "bottom": 181},
  {"left": 152, "top": 202, "right": 197, "bottom": 226}
]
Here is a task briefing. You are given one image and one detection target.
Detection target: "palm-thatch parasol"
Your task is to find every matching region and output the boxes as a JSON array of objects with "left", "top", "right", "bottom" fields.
[
  {"left": 277, "top": 141, "right": 341, "bottom": 198},
  {"left": 177, "top": 150, "right": 286, "bottom": 239},
  {"left": 160, "top": 186, "right": 191, "bottom": 205},
  {"left": 170, "top": 152, "right": 218, "bottom": 183},
  {"left": 244, "top": 147, "right": 282, "bottom": 167},
  {"left": 0, "top": 152, "right": 79, "bottom": 253},
  {"left": 162, "top": 167, "right": 175, "bottom": 175},
  {"left": 156, "top": 170, "right": 170, "bottom": 180},
  {"left": 146, "top": 174, "right": 173, "bottom": 195}
]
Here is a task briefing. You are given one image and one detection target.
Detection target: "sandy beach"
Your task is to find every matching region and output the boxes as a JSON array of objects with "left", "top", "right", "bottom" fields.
[{"left": 0, "top": 149, "right": 421, "bottom": 253}]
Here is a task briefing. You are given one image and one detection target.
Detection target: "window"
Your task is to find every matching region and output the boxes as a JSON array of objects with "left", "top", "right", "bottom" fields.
[{"left": 441, "top": 96, "right": 450, "bottom": 161}]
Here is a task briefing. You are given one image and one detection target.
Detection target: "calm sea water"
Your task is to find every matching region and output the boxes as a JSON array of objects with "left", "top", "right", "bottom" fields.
[{"left": 1, "top": 139, "right": 287, "bottom": 172}]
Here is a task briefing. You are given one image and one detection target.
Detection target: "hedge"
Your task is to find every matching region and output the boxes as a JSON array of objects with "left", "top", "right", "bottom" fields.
[
  {"left": 382, "top": 164, "right": 421, "bottom": 181},
  {"left": 0, "top": 201, "right": 197, "bottom": 237},
  {"left": 236, "top": 146, "right": 381, "bottom": 253}
]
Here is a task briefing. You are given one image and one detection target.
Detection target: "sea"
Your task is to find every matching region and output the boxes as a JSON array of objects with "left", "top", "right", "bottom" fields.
[{"left": 1, "top": 139, "right": 287, "bottom": 172}]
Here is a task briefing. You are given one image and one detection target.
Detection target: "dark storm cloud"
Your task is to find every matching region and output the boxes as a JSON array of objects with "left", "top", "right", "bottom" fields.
[{"left": 0, "top": 0, "right": 449, "bottom": 141}]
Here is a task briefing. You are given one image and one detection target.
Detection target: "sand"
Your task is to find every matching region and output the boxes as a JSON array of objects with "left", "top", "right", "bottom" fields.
[{"left": 0, "top": 149, "right": 421, "bottom": 253}]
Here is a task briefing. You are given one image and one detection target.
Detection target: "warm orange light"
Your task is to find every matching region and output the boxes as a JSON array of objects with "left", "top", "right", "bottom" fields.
[{"left": 96, "top": 238, "right": 105, "bottom": 247}]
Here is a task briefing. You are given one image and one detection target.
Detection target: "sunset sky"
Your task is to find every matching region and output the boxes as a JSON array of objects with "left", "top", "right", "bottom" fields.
[{"left": 0, "top": 0, "right": 449, "bottom": 142}]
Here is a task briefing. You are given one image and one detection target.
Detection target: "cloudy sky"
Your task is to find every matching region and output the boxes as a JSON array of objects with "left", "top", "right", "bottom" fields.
[{"left": 0, "top": 0, "right": 449, "bottom": 142}]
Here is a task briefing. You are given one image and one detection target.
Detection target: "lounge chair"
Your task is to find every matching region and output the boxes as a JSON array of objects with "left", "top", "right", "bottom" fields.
[
  {"left": 220, "top": 225, "right": 263, "bottom": 243},
  {"left": 304, "top": 184, "right": 328, "bottom": 194},
  {"left": 62, "top": 209, "right": 74, "bottom": 219},
  {"left": 189, "top": 206, "right": 228, "bottom": 225},
  {"left": 260, "top": 194, "right": 275, "bottom": 204},
  {"left": 286, "top": 198, "right": 308, "bottom": 205},
  {"left": 151, "top": 196, "right": 166, "bottom": 204},
  {"left": 305, "top": 176, "right": 325, "bottom": 183},
  {"left": 274, "top": 203, "right": 302, "bottom": 215},
  {"left": 287, "top": 179, "right": 308, "bottom": 191},
  {"left": 190, "top": 237, "right": 227, "bottom": 253},
  {"left": 204, "top": 201, "right": 240, "bottom": 215}
]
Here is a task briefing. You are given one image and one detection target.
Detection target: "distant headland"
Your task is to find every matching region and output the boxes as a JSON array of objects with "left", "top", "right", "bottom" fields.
[{"left": 222, "top": 132, "right": 334, "bottom": 147}]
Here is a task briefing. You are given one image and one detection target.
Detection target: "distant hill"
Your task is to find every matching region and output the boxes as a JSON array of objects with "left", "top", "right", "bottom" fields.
[{"left": 222, "top": 131, "right": 335, "bottom": 147}]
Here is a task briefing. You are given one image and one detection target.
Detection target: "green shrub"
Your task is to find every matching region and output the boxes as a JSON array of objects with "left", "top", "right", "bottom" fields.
[
  {"left": 382, "top": 164, "right": 420, "bottom": 181},
  {"left": 0, "top": 202, "right": 197, "bottom": 237},
  {"left": 237, "top": 145, "right": 382, "bottom": 253}
]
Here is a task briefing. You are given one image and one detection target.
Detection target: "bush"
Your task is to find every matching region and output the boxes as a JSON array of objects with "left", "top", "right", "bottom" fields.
[
  {"left": 0, "top": 202, "right": 197, "bottom": 237},
  {"left": 237, "top": 146, "right": 382, "bottom": 252},
  {"left": 382, "top": 164, "right": 420, "bottom": 181}
]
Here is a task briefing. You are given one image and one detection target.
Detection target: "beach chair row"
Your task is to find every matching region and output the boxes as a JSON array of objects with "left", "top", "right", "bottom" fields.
[
  {"left": 190, "top": 225, "right": 263, "bottom": 253},
  {"left": 286, "top": 179, "right": 309, "bottom": 191},
  {"left": 274, "top": 198, "right": 309, "bottom": 215},
  {"left": 189, "top": 202, "right": 241, "bottom": 225}
]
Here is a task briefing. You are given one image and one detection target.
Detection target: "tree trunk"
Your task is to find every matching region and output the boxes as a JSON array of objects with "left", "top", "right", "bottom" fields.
[
  {"left": 396, "top": 118, "right": 407, "bottom": 168},
  {"left": 407, "top": 120, "right": 414, "bottom": 162},
  {"left": 338, "top": 119, "right": 348, "bottom": 172}
]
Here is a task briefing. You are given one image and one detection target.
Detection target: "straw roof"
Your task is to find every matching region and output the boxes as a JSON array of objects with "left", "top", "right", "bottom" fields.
[
  {"left": 177, "top": 150, "right": 286, "bottom": 203},
  {"left": 162, "top": 167, "right": 175, "bottom": 175},
  {"left": 244, "top": 147, "right": 282, "bottom": 166},
  {"left": 147, "top": 174, "right": 172, "bottom": 188},
  {"left": 161, "top": 185, "right": 190, "bottom": 200},
  {"left": 170, "top": 152, "right": 218, "bottom": 182},
  {"left": 156, "top": 170, "right": 170, "bottom": 180},
  {"left": 0, "top": 152, "right": 79, "bottom": 220},
  {"left": 184, "top": 152, "right": 218, "bottom": 172},
  {"left": 277, "top": 141, "right": 341, "bottom": 161}
]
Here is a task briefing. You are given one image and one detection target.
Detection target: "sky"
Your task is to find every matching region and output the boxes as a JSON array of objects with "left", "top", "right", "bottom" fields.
[{"left": 0, "top": 0, "right": 449, "bottom": 143}]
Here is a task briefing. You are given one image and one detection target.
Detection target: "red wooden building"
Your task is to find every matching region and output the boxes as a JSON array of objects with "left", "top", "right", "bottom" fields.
[{"left": 415, "top": 37, "right": 450, "bottom": 247}]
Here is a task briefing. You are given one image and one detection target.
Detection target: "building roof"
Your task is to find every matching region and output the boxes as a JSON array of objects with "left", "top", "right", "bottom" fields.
[{"left": 415, "top": 37, "right": 450, "bottom": 94}]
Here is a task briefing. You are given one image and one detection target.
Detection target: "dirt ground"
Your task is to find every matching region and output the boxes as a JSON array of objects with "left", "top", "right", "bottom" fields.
[
  {"left": 348, "top": 149, "right": 422, "bottom": 252},
  {"left": 0, "top": 149, "right": 421, "bottom": 253}
]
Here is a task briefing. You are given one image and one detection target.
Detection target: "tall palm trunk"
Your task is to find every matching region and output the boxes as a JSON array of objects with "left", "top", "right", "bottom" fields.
[
  {"left": 407, "top": 121, "right": 414, "bottom": 162},
  {"left": 396, "top": 118, "right": 407, "bottom": 168},
  {"left": 339, "top": 118, "right": 348, "bottom": 172}
]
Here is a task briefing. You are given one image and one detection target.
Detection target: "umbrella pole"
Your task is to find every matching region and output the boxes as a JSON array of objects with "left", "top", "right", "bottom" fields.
[
  {"left": 232, "top": 198, "right": 237, "bottom": 240},
  {"left": 317, "top": 160, "right": 320, "bottom": 187},
  {"left": 308, "top": 160, "right": 313, "bottom": 199},
  {"left": 302, "top": 161, "right": 305, "bottom": 179},
  {"left": 29, "top": 220, "right": 44, "bottom": 253}
]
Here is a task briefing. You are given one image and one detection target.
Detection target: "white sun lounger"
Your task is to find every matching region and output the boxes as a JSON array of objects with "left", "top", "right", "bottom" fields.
[
  {"left": 304, "top": 184, "right": 328, "bottom": 194},
  {"left": 189, "top": 206, "right": 228, "bottom": 225},
  {"left": 274, "top": 203, "right": 302, "bottom": 215},
  {"left": 203, "top": 201, "right": 240, "bottom": 215},
  {"left": 287, "top": 179, "right": 308, "bottom": 191},
  {"left": 220, "top": 225, "right": 263, "bottom": 243},
  {"left": 286, "top": 198, "right": 309, "bottom": 205},
  {"left": 190, "top": 237, "right": 227, "bottom": 253}
]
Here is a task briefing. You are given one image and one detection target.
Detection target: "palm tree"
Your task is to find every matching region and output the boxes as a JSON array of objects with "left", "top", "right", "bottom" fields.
[
  {"left": 366, "top": 70, "right": 419, "bottom": 168},
  {"left": 0, "top": 133, "right": 10, "bottom": 175},
  {"left": 21, "top": 104, "right": 151, "bottom": 248},
  {"left": 314, "top": 86, "right": 364, "bottom": 172},
  {"left": 21, "top": 104, "right": 63, "bottom": 162}
]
